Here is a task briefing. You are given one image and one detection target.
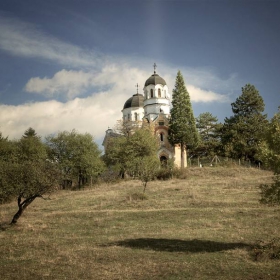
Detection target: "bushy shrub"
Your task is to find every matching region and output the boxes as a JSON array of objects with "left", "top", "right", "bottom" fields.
[
  {"left": 155, "top": 168, "right": 173, "bottom": 180},
  {"left": 260, "top": 175, "right": 280, "bottom": 205},
  {"left": 252, "top": 238, "right": 280, "bottom": 261},
  {"left": 172, "top": 168, "right": 189, "bottom": 179}
]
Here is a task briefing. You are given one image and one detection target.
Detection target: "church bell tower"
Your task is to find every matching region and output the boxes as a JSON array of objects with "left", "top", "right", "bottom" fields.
[{"left": 143, "top": 63, "right": 171, "bottom": 122}]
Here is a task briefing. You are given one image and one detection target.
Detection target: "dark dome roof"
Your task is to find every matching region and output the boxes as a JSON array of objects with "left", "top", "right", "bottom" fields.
[
  {"left": 123, "top": 94, "right": 144, "bottom": 109},
  {"left": 145, "top": 73, "right": 166, "bottom": 87}
]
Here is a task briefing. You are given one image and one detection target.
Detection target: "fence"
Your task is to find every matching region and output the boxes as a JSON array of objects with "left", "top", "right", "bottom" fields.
[{"left": 188, "top": 155, "right": 262, "bottom": 169}]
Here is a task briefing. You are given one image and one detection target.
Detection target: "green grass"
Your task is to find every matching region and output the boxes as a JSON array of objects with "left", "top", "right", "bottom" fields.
[{"left": 1, "top": 167, "right": 280, "bottom": 279}]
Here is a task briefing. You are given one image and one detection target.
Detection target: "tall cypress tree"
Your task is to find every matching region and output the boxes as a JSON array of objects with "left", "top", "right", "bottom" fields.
[{"left": 168, "top": 71, "right": 199, "bottom": 168}]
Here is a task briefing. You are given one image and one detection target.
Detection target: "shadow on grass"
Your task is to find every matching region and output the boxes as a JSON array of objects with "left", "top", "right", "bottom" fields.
[
  {"left": 0, "top": 222, "right": 11, "bottom": 231},
  {"left": 106, "top": 238, "right": 251, "bottom": 253}
]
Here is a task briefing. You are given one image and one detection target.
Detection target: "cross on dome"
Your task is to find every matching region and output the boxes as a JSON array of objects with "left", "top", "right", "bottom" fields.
[
  {"left": 135, "top": 83, "right": 139, "bottom": 94},
  {"left": 153, "top": 62, "right": 157, "bottom": 74}
]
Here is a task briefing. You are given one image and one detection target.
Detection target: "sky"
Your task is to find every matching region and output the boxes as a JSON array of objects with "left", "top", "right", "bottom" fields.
[{"left": 0, "top": 0, "right": 279, "bottom": 149}]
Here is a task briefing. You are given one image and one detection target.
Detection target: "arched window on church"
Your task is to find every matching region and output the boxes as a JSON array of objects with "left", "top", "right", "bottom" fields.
[
  {"left": 150, "top": 89, "right": 154, "bottom": 98},
  {"left": 145, "top": 90, "right": 148, "bottom": 99},
  {"left": 164, "top": 90, "right": 166, "bottom": 98},
  {"left": 158, "top": 88, "right": 161, "bottom": 98},
  {"left": 160, "top": 133, "right": 164, "bottom": 142},
  {"left": 134, "top": 113, "right": 138, "bottom": 121}
]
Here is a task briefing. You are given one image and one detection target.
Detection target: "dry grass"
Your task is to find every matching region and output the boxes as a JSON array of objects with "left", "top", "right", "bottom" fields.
[{"left": 1, "top": 167, "right": 280, "bottom": 279}]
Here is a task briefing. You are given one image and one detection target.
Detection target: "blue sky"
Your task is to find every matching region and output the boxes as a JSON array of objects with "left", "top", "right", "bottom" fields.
[{"left": 0, "top": 0, "right": 279, "bottom": 148}]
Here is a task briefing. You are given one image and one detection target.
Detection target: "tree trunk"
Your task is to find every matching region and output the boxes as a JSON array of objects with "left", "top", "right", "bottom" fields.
[
  {"left": 181, "top": 143, "right": 185, "bottom": 169},
  {"left": 143, "top": 181, "right": 147, "bottom": 193},
  {"left": 11, "top": 195, "right": 37, "bottom": 224},
  {"left": 11, "top": 205, "right": 24, "bottom": 224}
]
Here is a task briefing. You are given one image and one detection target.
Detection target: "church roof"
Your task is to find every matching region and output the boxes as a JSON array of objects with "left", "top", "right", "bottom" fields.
[
  {"left": 123, "top": 93, "right": 144, "bottom": 109},
  {"left": 144, "top": 73, "right": 166, "bottom": 87}
]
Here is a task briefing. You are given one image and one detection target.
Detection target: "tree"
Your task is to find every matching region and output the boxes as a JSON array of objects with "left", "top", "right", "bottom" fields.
[
  {"left": 0, "top": 132, "right": 17, "bottom": 163},
  {"left": 168, "top": 71, "right": 199, "bottom": 168},
  {"left": 195, "top": 112, "right": 222, "bottom": 157},
  {"left": 8, "top": 161, "right": 60, "bottom": 224},
  {"left": 46, "top": 130, "right": 104, "bottom": 188},
  {"left": 23, "top": 127, "right": 37, "bottom": 138},
  {"left": 104, "top": 124, "right": 159, "bottom": 179},
  {"left": 221, "top": 84, "right": 268, "bottom": 161},
  {"left": 131, "top": 156, "right": 160, "bottom": 193},
  {"left": 0, "top": 129, "right": 61, "bottom": 223},
  {"left": 265, "top": 107, "right": 280, "bottom": 171},
  {"left": 0, "top": 134, "right": 18, "bottom": 203},
  {"left": 19, "top": 128, "right": 47, "bottom": 162},
  {"left": 258, "top": 107, "right": 280, "bottom": 204}
]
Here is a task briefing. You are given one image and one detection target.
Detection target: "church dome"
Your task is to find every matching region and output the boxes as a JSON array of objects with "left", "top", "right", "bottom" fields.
[
  {"left": 145, "top": 73, "right": 166, "bottom": 87},
  {"left": 123, "top": 94, "right": 144, "bottom": 109}
]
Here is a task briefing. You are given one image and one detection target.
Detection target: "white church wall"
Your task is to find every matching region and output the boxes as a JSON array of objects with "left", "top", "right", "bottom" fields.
[
  {"left": 174, "top": 145, "right": 188, "bottom": 167},
  {"left": 122, "top": 107, "right": 144, "bottom": 121}
]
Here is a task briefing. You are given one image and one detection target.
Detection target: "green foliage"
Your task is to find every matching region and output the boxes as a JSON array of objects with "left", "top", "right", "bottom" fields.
[
  {"left": 0, "top": 162, "right": 15, "bottom": 203},
  {"left": 260, "top": 176, "right": 280, "bottom": 205},
  {"left": 258, "top": 107, "right": 280, "bottom": 204},
  {"left": 104, "top": 125, "right": 159, "bottom": 178},
  {"left": 195, "top": 112, "right": 222, "bottom": 157},
  {"left": 2, "top": 159, "right": 60, "bottom": 201},
  {"left": 0, "top": 133, "right": 18, "bottom": 163},
  {"left": 155, "top": 159, "right": 175, "bottom": 180},
  {"left": 0, "top": 128, "right": 61, "bottom": 223},
  {"left": 23, "top": 127, "right": 38, "bottom": 138},
  {"left": 104, "top": 125, "right": 160, "bottom": 191},
  {"left": 260, "top": 107, "right": 280, "bottom": 173},
  {"left": 131, "top": 155, "right": 160, "bottom": 193},
  {"left": 46, "top": 130, "right": 105, "bottom": 188},
  {"left": 168, "top": 71, "right": 199, "bottom": 168},
  {"left": 18, "top": 129, "right": 47, "bottom": 162},
  {"left": 221, "top": 84, "right": 268, "bottom": 160},
  {"left": 266, "top": 107, "right": 280, "bottom": 153}
]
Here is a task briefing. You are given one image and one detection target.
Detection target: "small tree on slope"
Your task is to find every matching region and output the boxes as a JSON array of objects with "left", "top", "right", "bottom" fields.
[{"left": 0, "top": 128, "right": 61, "bottom": 224}]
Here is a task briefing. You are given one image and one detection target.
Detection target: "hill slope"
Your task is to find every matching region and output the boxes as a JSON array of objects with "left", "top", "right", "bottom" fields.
[{"left": 1, "top": 167, "right": 280, "bottom": 279}]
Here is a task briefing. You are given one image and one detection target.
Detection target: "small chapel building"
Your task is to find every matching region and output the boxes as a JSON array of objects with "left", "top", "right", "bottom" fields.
[{"left": 103, "top": 65, "right": 185, "bottom": 167}]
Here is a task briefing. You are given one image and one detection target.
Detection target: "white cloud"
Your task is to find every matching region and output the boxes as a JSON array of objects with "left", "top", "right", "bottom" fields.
[
  {"left": 0, "top": 95, "right": 122, "bottom": 146},
  {"left": 187, "top": 85, "right": 230, "bottom": 102},
  {"left": 25, "top": 70, "right": 96, "bottom": 99},
  {"left": 0, "top": 65, "right": 151, "bottom": 145},
  {"left": 0, "top": 16, "right": 102, "bottom": 68},
  {"left": 24, "top": 63, "right": 232, "bottom": 102}
]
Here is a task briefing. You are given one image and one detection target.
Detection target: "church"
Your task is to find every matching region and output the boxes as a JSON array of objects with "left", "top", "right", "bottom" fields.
[{"left": 103, "top": 64, "right": 185, "bottom": 167}]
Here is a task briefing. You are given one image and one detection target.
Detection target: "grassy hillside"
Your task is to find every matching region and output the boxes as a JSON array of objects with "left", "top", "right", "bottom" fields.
[{"left": 1, "top": 167, "right": 280, "bottom": 279}]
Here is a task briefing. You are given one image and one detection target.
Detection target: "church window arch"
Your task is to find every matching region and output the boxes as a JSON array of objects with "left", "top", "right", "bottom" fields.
[
  {"left": 134, "top": 112, "right": 138, "bottom": 121},
  {"left": 158, "top": 88, "right": 161, "bottom": 97},
  {"left": 150, "top": 89, "right": 154, "bottom": 98},
  {"left": 160, "top": 132, "right": 164, "bottom": 142}
]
